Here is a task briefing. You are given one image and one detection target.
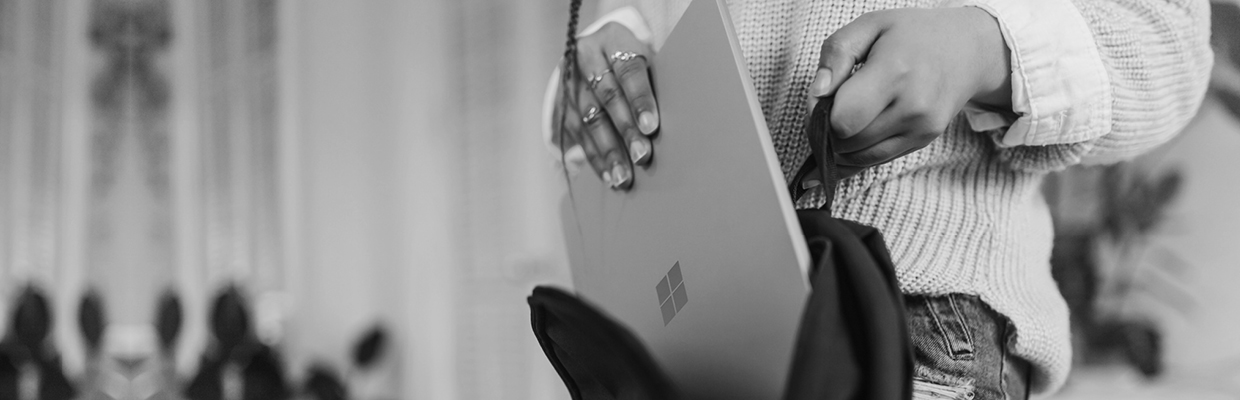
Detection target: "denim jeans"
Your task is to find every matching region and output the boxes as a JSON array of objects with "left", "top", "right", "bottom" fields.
[{"left": 905, "top": 294, "right": 1031, "bottom": 400}]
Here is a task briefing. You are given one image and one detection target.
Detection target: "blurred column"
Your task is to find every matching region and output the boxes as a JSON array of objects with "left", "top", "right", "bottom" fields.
[
  {"left": 283, "top": 0, "right": 591, "bottom": 398},
  {"left": 195, "top": 0, "right": 283, "bottom": 293},
  {"left": 453, "top": 0, "right": 575, "bottom": 398},
  {"left": 0, "top": 0, "right": 67, "bottom": 319},
  {"left": 287, "top": 1, "right": 443, "bottom": 398},
  {"left": 0, "top": 0, "right": 92, "bottom": 374},
  {"left": 168, "top": 0, "right": 288, "bottom": 376}
]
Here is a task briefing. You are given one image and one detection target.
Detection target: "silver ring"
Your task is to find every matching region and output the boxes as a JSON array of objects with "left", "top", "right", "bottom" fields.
[
  {"left": 587, "top": 69, "right": 612, "bottom": 88},
  {"left": 609, "top": 51, "right": 641, "bottom": 63},
  {"left": 581, "top": 106, "right": 604, "bottom": 125}
]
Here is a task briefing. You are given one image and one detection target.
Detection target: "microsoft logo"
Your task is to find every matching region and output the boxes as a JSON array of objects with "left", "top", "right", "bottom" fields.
[{"left": 656, "top": 262, "right": 688, "bottom": 325}]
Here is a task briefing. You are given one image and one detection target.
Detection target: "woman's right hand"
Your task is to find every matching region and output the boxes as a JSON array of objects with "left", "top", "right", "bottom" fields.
[{"left": 553, "top": 21, "right": 659, "bottom": 190}]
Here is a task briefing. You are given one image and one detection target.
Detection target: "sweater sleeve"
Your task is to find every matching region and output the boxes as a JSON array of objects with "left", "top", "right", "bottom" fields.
[{"left": 957, "top": 0, "right": 1214, "bottom": 171}]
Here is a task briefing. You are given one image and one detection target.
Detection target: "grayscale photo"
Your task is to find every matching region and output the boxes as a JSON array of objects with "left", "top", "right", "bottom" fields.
[{"left": 0, "top": 0, "right": 1237, "bottom": 399}]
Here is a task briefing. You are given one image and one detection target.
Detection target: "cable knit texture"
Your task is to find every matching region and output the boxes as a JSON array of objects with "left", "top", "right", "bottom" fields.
[{"left": 595, "top": 0, "right": 1212, "bottom": 393}]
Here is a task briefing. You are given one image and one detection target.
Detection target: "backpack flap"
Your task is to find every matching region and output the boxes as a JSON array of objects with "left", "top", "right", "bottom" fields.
[
  {"left": 783, "top": 97, "right": 913, "bottom": 400},
  {"left": 528, "top": 286, "right": 680, "bottom": 400}
]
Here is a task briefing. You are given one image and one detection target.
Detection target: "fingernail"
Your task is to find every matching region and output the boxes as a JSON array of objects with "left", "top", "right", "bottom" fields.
[
  {"left": 810, "top": 69, "right": 832, "bottom": 97},
  {"left": 610, "top": 162, "right": 631, "bottom": 189},
  {"left": 629, "top": 139, "right": 650, "bottom": 164},
  {"left": 638, "top": 111, "right": 658, "bottom": 135},
  {"left": 602, "top": 170, "right": 612, "bottom": 184}
]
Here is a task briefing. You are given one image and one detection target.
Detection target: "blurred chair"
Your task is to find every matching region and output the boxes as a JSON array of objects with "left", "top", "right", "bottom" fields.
[
  {"left": 303, "top": 364, "right": 347, "bottom": 400},
  {"left": 185, "top": 285, "right": 290, "bottom": 400},
  {"left": 4, "top": 285, "right": 77, "bottom": 400},
  {"left": 78, "top": 289, "right": 107, "bottom": 356},
  {"left": 155, "top": 289, "right": 182, "bottom": 355}
]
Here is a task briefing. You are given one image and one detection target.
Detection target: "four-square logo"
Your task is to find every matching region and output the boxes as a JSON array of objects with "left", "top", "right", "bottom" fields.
[{"left": 656, "top": 262, "right": 688, "bottom": 325}]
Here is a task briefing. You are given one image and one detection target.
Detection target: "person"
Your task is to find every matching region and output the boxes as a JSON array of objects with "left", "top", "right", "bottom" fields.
[{"left": 542, "top": 0, "right": 1213, "bottom": 398}]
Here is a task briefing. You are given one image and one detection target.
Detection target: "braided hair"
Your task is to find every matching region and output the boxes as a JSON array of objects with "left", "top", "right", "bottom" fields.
[{"left": 558, "top": 0, "right": 584, "bottom": 166}]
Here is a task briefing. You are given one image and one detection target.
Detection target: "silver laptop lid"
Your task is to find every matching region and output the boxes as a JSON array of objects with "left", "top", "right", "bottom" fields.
[{"left": 561, "top": 0, "right": 811, "bottom": 398}]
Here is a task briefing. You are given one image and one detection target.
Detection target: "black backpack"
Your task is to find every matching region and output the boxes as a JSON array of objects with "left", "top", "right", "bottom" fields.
[{"left": 530, "top": 98, "right": 912, "bottom": 400}]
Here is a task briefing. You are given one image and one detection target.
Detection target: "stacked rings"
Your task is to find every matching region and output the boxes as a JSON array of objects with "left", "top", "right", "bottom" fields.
[
  {"left": 609, "top": 51, "right": 640, "bottom": 63},
  {"left": 581, "top": 106, "right": 603, "bottom": 125},
  {"left": 587, "top": 69, "right": 612, "bottom": 88}
]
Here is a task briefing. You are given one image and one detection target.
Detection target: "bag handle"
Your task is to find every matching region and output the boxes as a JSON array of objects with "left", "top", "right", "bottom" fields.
[{"left": 789, "top": 96, "right": 839, "bottom": 210}]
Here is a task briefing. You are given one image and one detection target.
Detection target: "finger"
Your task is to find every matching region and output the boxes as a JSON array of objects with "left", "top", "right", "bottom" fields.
[
  {"left": 575, "top": 79, "right": 633, "bottom": 190},
  {"left": 831, "top": 102, "right": 908, "bottom": 154},
  {"left": 809, "top": 12, "right": 888, "bottom": 99},
  {"left": 610, "top": 51, "right": 659, "bottom": 136},
  {"left": 563, "top": 100, "right": 609, "bottom": 175},
  {"left": 553, "top": 85, "right": 582, "bottom": 151},
  {"left": 562, "top": 76, "right": 611, "bottom": 177},
  {"left": 582, "top": 53, "right": 652, "bottom": 166},
  {"left": 574, "top": 113, "right": 619, "bottom": 185},
  {"left": 835, "top": 135, "right": 921, "bottom": 168},
  {"left": 830, "top": 61, "right": 897, "bottom": 141},
  {"left": 592, "top": 22, "right": 659, "bottom": 136}
]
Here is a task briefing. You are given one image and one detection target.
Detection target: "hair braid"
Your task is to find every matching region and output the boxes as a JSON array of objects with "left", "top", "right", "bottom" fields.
[
  {"left": 563, "top": 0, "right": 583, "bottom": 78},
  {"left": 558, "top": 0, "right": 588, "bottom": 235},
  {"left": 558, "top": 0, "right": 584, "bottom": 172}
]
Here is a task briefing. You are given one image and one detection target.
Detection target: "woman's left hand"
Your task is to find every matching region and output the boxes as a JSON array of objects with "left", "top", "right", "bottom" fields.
[{"left": 809, "top": 7, "right": 1012, "bottom": 174}]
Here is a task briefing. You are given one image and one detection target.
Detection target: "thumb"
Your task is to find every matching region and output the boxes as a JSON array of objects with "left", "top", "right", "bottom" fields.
[{"left": 809, "top": 14, "right": 886, "bottom": 100}]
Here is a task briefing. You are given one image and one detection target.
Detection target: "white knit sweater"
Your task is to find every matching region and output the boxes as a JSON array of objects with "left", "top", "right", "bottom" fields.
[{"left": 576, "top": 0, "right": 1213, "bottom": 393}]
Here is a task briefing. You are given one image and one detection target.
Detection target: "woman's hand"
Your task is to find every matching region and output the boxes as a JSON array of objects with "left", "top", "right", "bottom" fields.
[
  {"left": 553, "top": 22, "right": 659, "bottom": 190},
  {"left": 809, "top": 7, "right": 1011, "bottom": 175}
]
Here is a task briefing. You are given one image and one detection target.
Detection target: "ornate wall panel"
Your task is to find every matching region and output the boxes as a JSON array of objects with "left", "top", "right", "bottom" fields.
[{"left": 86, "top": 0, "right": 174, "bottom": 324}]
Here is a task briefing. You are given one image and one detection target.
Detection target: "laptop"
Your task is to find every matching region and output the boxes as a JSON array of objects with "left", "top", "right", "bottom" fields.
[{"left": 559, "top": 0, "right": 812, "bottom": 398}]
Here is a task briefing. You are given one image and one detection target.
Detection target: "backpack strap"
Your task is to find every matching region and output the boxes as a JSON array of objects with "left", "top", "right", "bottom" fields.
[{"left": 789, "top": 97, "right": 839, "bottom": 210}]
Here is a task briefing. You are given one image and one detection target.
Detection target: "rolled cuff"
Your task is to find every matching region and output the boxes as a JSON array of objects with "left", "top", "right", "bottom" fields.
[{"left": 941, "top": 0, "right": 1112, "bottom": 147}]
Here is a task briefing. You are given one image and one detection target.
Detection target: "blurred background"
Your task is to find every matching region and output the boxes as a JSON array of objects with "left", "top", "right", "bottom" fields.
[{"left": 0, "top": 0, "right": 1237, "bottom": 399}]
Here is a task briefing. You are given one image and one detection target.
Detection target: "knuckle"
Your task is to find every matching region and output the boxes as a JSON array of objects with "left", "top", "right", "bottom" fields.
[
  {"left": 916, "top": 109, "right": 951, "bottom": 134},
  {"left": 615, "top": 60, "right": 646, "bottom": 81},
  {"left": 903, "top": 96, "right": 935, "bottom": 119},
  {"left": 821, "top": 36, "right": 843, "bottom": 52},
  {"left": 584, "top": 115, "right": 611, "bottom": 131},
  {"left": 820, "top": 36, "right": 854, "bottom": 59},
  {"left": 891, "top": 59, "right": 914, "bottom": 78},
  {"left": 854, "top": 11, "right": 882, "bottom": 25},
  {"left": 595, "top": 85, "right": 622, "bottom": 105}
]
